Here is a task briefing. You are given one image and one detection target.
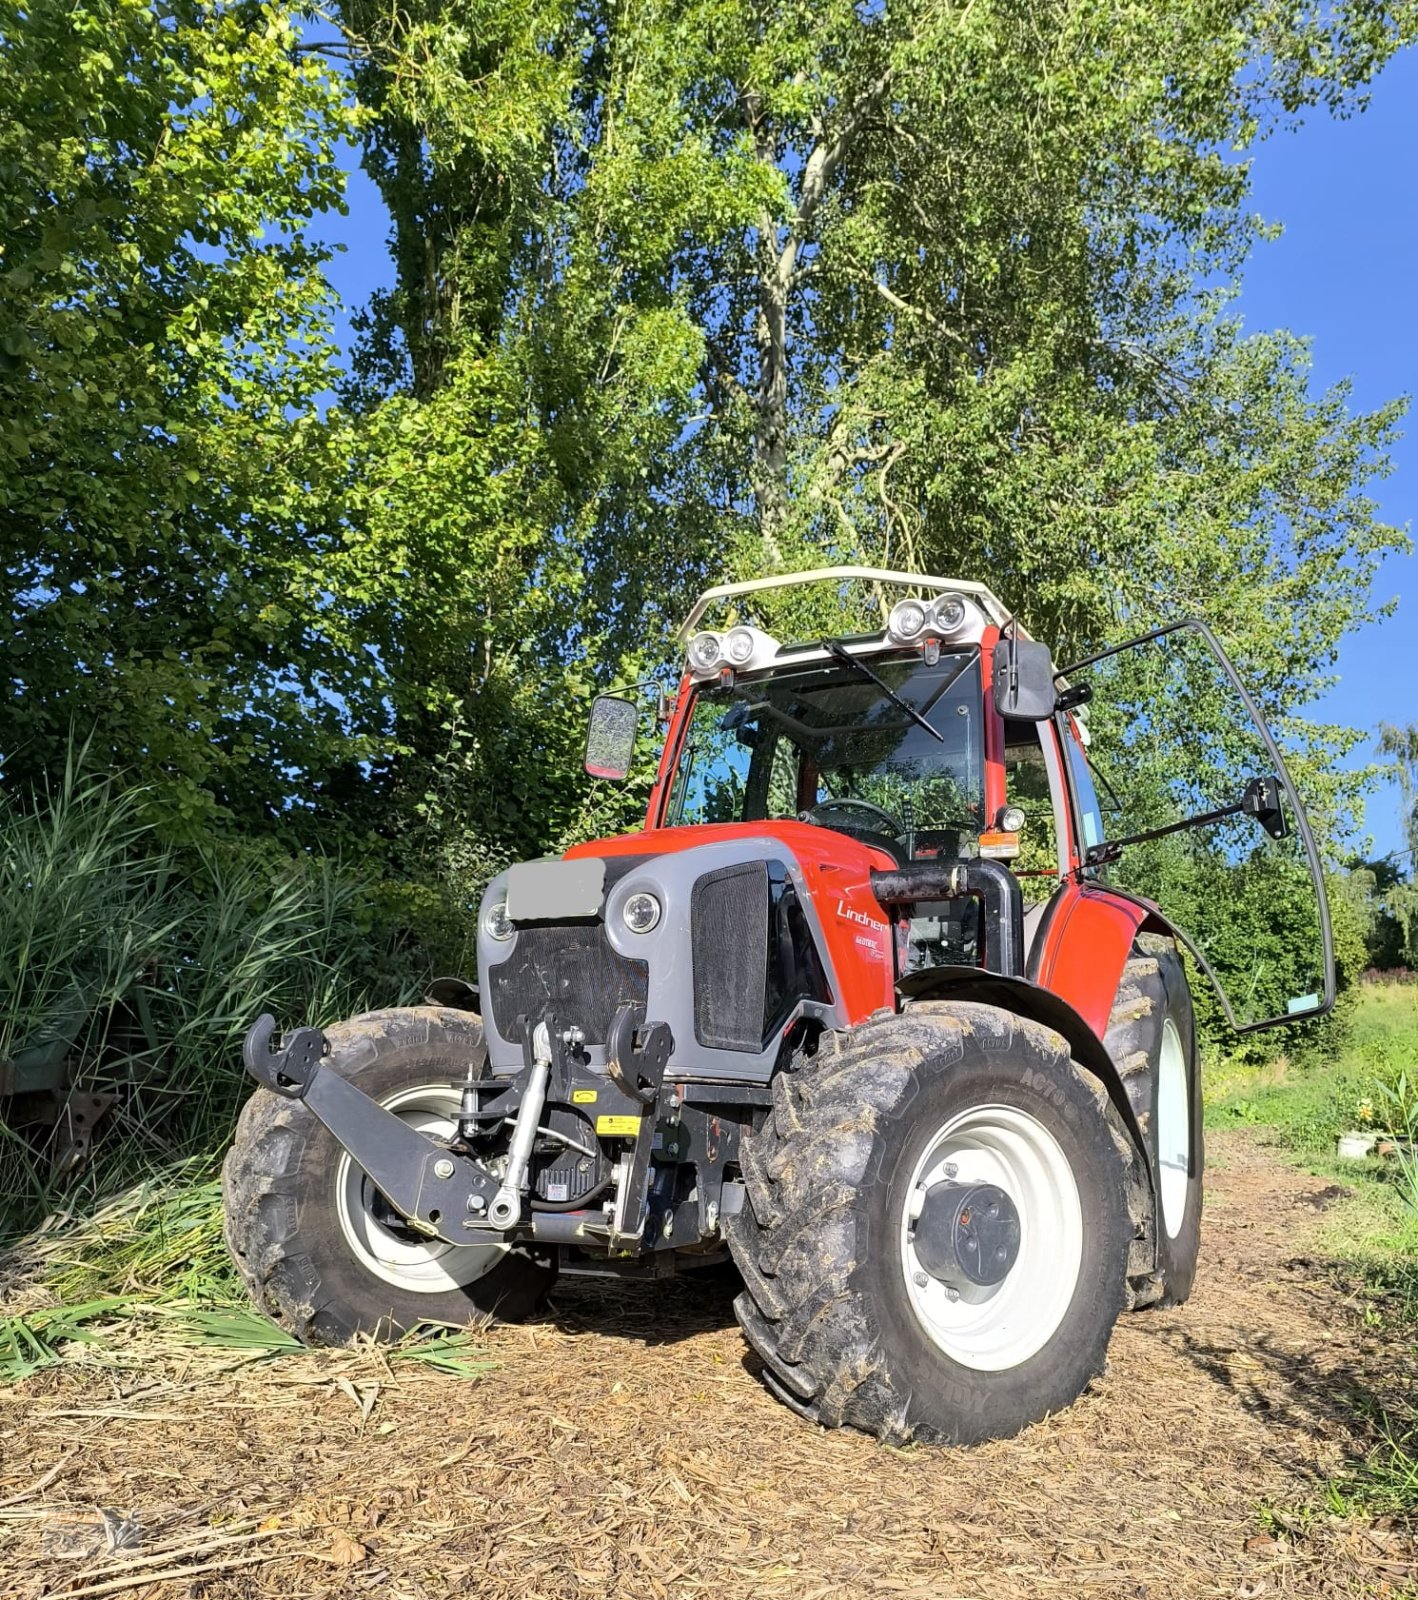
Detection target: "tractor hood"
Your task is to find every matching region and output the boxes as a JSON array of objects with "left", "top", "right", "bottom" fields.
[
  {"left": 565, "top": 818, "right": 897, "bottom": 873},
  {"left": 476, "top": 823, "right": 899, "bottom": 1083}
]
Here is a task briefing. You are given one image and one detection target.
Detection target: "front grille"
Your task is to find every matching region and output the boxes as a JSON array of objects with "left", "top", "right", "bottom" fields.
[
  {"left": 692, "top": 862, "right": 769, "bottom": 1051},
  {"left": 486, "top": 923, "right": 647, "bottom": 1045}
]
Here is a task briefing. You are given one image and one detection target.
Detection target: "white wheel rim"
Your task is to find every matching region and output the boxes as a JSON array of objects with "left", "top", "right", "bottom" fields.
[
  {"left": 1156, "top": 1017, "right": 1191, "bottom": 1240},
  {"left": 335, "top": 1084, "right": 506, "bottom": 1294},
  {"left": 899, "top": 1104, "right": 1083, "bottom": 1372}
]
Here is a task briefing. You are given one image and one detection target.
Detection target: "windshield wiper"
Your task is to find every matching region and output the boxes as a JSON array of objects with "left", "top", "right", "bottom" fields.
[{"left": 819, "top": 638, "right": 943, "bottom": 743}]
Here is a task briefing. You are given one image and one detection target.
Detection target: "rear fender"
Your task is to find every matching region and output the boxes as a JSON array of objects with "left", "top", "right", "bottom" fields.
[{"left": 896, "top": 966, "right": 1151, "bottom": 1181}]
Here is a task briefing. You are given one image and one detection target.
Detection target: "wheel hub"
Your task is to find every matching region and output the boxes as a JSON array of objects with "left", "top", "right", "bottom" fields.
[{"left": 912, "top": 1180, "right": 1021, "bottom": 1290}]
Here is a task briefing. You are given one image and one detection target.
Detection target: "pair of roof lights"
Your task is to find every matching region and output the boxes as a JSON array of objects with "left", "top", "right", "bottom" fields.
[
  {"left": 887, "top": 592, "right": 970, "bottom": 643},
  {"left": 685, "top": 624, "right": 774, "bottom": 678}
]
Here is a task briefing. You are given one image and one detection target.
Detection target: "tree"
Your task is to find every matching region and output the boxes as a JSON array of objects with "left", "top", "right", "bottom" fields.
[
  {"left": 1333, "top": 858, "right": 1409, "bottom": 972},
  {"left": 324, "top": 0, "right": 1413, "bottom": 876},
  {"left": 0, "top": 0, "right": 363, "bottom": 839},
  {"left": 9, "top": 0, "right": 1410, "bottom": 898},
  {"left": 1377, "top": 723, "right": 1418, "bottom": 961}
]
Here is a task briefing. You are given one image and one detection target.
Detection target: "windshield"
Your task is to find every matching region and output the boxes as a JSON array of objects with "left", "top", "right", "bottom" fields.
[{"left": 666, "top": 649, "right": 985, "bottom": 856}]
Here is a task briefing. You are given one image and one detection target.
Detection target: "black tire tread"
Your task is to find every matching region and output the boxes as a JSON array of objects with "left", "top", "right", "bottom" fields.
[
  {"left": 1102, "top": 935, "right": 1202, "bottom": 1310},
  {"left": 221, "top": 1006, "right": 546, "bottom": 1344},
  {"left": 727, "top": 1002, "right": 1128, "bottom": 1445}
]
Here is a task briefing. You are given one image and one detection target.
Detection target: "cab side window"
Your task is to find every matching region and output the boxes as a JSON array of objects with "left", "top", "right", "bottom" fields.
[
  {"left": 1002, "top": 721, "right": 1062, "bottom": 901},
  {"left": 1061, "top": 719, "right": 1106, "bottom": 857}
]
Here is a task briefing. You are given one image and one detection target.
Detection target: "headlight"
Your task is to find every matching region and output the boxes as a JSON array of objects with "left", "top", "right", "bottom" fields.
[
  {"left": 484, "top": 900, "right": 515, "bottom": 941},
  {"left": 687, "top": 632, "right": 722, "bottom": 672},
  {"left": 622, "top": 891, "right": 662, "bottom": 934},
  {"left": 999, "top": 805, "right": 1027, "bottom": 833},
  {"left": 889, "top": 599, "right": 928, "bottom": 640},
  {"left": 723, "top": 627, "right": 756, "bottom": 666},
  {"left": 931, "top": 593, "right": 968, "bottom": 634}
]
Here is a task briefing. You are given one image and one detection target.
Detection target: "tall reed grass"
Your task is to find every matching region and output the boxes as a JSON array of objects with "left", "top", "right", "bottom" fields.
[{"left": 0, "top": 762, "right": 460, "bottom": 1236}]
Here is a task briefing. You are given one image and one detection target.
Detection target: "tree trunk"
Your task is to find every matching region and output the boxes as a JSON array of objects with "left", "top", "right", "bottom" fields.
[{"left": 753, "top": 232, "right": 790, "bottom": 567}]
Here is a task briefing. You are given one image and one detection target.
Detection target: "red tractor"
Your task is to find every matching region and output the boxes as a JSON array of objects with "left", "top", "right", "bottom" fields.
[{"left": 225, "top": 568, "right": 1333, "bottom": 1445}]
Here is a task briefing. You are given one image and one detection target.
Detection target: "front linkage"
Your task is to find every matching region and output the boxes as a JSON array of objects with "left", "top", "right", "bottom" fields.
[{"left": 242, "top": 1005, "right": 727, "bottom": 1259}]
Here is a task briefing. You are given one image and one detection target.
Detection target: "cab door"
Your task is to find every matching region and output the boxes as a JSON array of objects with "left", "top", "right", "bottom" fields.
[{"left": 1051, "top": 619, "right": 1334, "bottom": 1033}]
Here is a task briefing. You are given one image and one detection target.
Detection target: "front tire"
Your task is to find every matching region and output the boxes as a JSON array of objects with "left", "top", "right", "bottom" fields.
[
  {"left": 726, "top": 1004, "right": 1132, "bottom": 1445},
  {"left": 222, "top": 1007, "right": 554, "bottom": 1343}
]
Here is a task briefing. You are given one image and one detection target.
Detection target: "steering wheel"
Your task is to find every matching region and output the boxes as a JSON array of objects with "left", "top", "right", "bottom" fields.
[{"left": 800, "top": 797, "right": 905, "bottom": 837}]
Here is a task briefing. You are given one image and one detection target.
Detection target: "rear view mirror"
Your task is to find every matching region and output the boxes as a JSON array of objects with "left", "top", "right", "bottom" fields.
[
  {"left": 1241, "top": 775, "right": 1288, "bottom": 840},
  {"left": 992, "top": 639, "right": 1057, "bottom": 720},
  {"left": 584, "top": 694, "right": 639, "bottom": 781}
]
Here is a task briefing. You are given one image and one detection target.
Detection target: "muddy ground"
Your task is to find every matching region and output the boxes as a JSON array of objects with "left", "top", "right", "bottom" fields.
[{"left": 1, "top": 1129, "right": 1414, "bottom": 1599}]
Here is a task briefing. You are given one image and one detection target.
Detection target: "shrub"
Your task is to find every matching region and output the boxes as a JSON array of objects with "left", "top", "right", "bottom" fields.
[{"left": 0, "top": 766, "right": 468, "bottom": 1236}]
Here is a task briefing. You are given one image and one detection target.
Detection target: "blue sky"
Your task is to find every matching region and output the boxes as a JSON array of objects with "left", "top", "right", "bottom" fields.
[
  {"left": 317, "top": 54, "right": 1418, "bottom": 860},
  {"left": 1235, "top": 53, "right": 1418, "bottom": 861}
]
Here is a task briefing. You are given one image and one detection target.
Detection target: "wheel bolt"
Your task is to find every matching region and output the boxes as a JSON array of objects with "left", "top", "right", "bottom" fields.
[
  {"left": 433, "top": 1158, "right": 455, "bottom": 1180},
  {"left": 913, "top": 1270, "right": 928, "bottom": 1288}
]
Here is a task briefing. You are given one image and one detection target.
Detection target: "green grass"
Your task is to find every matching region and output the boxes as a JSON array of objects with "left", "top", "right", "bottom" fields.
[
  {"left": 1206, "top": 980, "right": 1418, "bottom": 1155},
  {"left": 1207, "top": 979, "right": 1418, "bottom": 1331},
  {"left": 0, "top": 759, "right": 458, "bottom": 1237},
  {"left": 1208, "top": 980, "right": 1418, "bottom": 1518},
  {"left": 0, "top": 1164, "right": 495, "bottom": 1383},
  {"left": 0, "top": 764, "right": 493, "bottom": 1387}
]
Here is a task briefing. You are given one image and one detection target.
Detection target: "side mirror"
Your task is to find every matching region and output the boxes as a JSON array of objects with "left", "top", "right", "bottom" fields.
[
  {"left": 1055, "top": 682, "right": 1093, "bottom": 713},
  {"left": 1241, "top": 774, "right": 1288, "bottom": 840},
  {"left": 584, "top": 694, "right": 640, "bottom": 781},
  {"left": 992, "top": 639, "right": 1057, "bottom": 720}
]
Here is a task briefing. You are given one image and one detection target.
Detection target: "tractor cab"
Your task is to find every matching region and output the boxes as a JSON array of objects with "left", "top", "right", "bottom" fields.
[{"left": 586, "top": 567, "right": 1332, "bottom": 1036}]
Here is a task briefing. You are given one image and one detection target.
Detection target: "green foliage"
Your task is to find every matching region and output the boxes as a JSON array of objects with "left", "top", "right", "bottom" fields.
[
  {"left": 4, "top": 0, "right": 1413, "bottom": 897},
  {"left": 1208, "top": 982, "right": 1418, "bottom": 1152},
  {"left": 1372, "top": 1073, "right": 1418, "bottom": 1212},
  {"left": 314, "top": 0, "right": 1418, "bottom": 958},
  {"left": 1332, "top": 858, "right": 1410, "bottom": 972},
  {"left": 0, "top": 760, "right": 464, "bottom": 1234},
  {"left": 0, "top": 0, "right": 1413, "bottom": 1192},
  {"left": 0, "top": 0, "right": 371, "bottom": 840},
  {"left": 1376, "top": 723, "right": 1418, "bottom": 962}
]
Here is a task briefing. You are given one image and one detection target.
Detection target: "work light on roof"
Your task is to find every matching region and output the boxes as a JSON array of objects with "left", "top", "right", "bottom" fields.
[
  {"left": 723, "top": 627, "right": 756, "bottom": 666},
  {"left": 686, "top": 624, "right": 778, "bottom": 679},
  {"left": 687, "top": 632, "right": 722, "bottom": 672},
  {"left": 888, "top": 599, "right": 929, "bottom": 642},
  {"left": 931, "top": 593, "right": 969, "bottom": 634}
]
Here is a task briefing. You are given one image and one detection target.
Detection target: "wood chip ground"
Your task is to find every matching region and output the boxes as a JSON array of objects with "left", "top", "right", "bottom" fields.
[{"left": 1, "top": 1130, "right": 1413, "bottom": 1599}]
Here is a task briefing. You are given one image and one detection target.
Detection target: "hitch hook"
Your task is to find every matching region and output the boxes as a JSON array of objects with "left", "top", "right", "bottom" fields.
[
  {"left": 605, "top": 1004, "right": 672, "bottom": 1105},
  {"left": 243, "top": 1013, "right": 328, "bottom": 1100}
]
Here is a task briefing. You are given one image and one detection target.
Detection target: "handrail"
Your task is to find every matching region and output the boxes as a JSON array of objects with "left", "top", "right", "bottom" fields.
[{"left": 678, "top": 566, "right": 1020, "bottom": 640}]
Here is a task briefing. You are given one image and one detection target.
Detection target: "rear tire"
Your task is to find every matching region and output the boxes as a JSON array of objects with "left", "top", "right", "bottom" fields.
[
  {"left": 222, "top": 1007, "right": 554, "bottom": 1343},
  {"left": 1104, "top": 936, "right": 1204, "bottom": 1308},
  {"left": 726, "top": 1003, "right": 1131, "bottom": 1445}
]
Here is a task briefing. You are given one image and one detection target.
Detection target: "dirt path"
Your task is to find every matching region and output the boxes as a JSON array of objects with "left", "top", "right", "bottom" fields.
[{"left": 1, "top": 1130, "right": 1413, "bottom": 1599}]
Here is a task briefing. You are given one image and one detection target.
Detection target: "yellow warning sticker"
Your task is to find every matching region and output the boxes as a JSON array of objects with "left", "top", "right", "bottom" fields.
[
  {"left": 571, "top": 1089, "right": 598, "bottom": 1104},
  {"left": 596, "top": 1114, "right": 642, "bottom": 1137}
]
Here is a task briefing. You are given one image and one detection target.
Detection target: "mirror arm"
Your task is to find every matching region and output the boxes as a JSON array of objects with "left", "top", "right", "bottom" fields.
[
  {"left": 1082, "top": 799, "right": 1248, "bottom": 868},
  {"left": 1082, "top": 775, "right": 1285, "bottom": 867}
]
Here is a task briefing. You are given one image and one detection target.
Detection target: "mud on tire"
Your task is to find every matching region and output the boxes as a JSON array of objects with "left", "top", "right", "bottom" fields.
[
  {"left": 725, "top": 1002, "right": 1132, "bottom": 1445},
  {"left": 221, "top": 1007, "right": 554, "bottom": 1343},
  {"left": 1103, "top": 935, "right": 1204, "bottom": 1309}
]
